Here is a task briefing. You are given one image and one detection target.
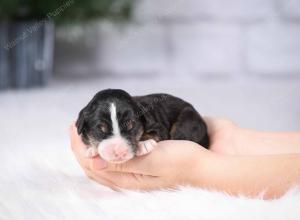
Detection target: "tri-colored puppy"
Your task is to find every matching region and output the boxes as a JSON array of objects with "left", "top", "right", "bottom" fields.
[{"left": 76, "top": 89, "right": 209, "bottom": 163}]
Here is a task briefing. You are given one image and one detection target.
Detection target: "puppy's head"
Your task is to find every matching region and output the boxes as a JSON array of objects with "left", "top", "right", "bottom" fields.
[{"left": 76, "top": 89, "right": 144, "bottom": 163}]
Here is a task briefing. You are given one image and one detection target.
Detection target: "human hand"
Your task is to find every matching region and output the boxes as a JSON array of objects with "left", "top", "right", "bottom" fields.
[
  {"left": 70, "top": 117, "right": 300, "bottom": 197},
  {"left": 70, "top": 123, "right": 210, "bottom": 190},
  {"left": 203, "top": 116, "right": 241, "bottom": 154}
]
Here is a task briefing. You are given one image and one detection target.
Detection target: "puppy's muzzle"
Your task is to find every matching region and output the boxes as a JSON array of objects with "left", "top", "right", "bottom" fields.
[{"left": 98, "top": 137, "right": 134, "bottom": 163}]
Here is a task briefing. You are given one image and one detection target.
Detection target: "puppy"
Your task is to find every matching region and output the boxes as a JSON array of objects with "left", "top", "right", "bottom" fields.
[{"left": 76, "top": 89, "right": 209, "bottom": 163}]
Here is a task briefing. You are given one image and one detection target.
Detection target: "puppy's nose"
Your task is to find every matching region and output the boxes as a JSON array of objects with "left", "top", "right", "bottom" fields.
[{"left": 113, "top": 145, "right": 129, "bottom": 159}]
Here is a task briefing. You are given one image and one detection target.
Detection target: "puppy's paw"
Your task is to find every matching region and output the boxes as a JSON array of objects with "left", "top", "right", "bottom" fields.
[
  {"left": 86, "top": 146, "right": 99, "bottom": 158},
  {"left": 136, "top": 139, "right": 157, "bottom": 156}
]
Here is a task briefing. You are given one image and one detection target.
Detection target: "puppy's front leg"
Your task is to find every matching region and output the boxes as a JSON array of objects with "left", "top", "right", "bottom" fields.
[
  {"left": 86, "top": 146, "right": 99, "bottom": 158},
  {"left": 136, "top": 139, "right": 157, "bottom": 156}
]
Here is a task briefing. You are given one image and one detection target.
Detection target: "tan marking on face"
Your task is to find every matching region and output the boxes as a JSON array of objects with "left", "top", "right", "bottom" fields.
[{"left": 170, "top": 123, "right": 177, "bottom": 139}]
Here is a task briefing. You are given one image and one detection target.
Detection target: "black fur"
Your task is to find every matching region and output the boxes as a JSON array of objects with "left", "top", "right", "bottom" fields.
[{"left": 76, "top": 89, "right": 209, "bottom": 154}]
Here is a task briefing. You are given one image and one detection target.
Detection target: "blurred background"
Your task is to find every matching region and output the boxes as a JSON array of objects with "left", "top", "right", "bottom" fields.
[{"left": 0, "top": 0, "right": 300, "bottom": 153}]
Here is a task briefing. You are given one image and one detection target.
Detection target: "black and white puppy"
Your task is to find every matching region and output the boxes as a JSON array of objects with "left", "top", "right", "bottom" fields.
[{"left": 76, "top": 89, "right": 209, "bottom": 163}]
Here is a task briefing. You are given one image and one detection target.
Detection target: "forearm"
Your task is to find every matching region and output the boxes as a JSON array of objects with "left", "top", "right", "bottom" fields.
[
  {"left": 192, "top": 151, "right": 300, "bottom": 199},
  {"left": 237, "top": 129, "right": 300, "bottom": 155}
]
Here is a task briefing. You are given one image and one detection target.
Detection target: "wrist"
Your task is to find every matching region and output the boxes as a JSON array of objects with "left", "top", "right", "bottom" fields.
[{"left": 236, "top": 128, "right": 299, "bottom": 155}]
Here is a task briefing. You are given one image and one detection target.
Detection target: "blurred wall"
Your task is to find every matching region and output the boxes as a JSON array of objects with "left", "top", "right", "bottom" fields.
[{"left": 54, "top": 0, "right": 300, "bottom": 81}]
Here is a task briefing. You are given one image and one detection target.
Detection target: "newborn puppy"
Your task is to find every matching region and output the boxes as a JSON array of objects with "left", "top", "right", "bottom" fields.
[{"left": 76, "top": 89, "right": 209, "bottom": 163}]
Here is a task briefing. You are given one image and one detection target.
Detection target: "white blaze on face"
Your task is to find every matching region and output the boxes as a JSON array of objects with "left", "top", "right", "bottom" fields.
[
  {"left": 97, "top": 102, "right": 133, "bottom": 163},
  {"left": 110, "top": 102, "right": 120, "bottom": 136}
]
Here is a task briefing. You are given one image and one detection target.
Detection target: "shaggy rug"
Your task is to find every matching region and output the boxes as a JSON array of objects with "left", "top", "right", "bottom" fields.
[{"left": 1, "top": 144, "right": 300, "bottom": 220}]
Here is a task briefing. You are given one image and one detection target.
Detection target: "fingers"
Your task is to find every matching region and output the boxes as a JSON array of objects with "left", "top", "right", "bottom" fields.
[
  {"left": 90, "top": 157, "right": 107, "bottom": 170},
  {"left": 70, "top": 122, "right": 87, "bottom": 155},
  {"left": 86, "top": 146, "right": 99, "bottom": 158},
  {"left": 103, "top": 150, "right": 160, "bottom": 176},
  {"left": 103, "top": 140, "right": 176, "bottom": 175},
  {"left": 85, "top": 161, "right": 167, "bottom": 190},
  {"left": 98, "top": 171, "right": 166, "bottom": 190},
  {"left": 88, "top": 168, "right": 176, "bottom": 190},
  {"left": 70, "top": 123, "right": 89, "bottom": 169},
  {"left": 86, "top": 162, "right": 171, "bottom": 190},
  {"left": 85, "top": 169, "right": 120, "bottom": 191},
  {"left": 69, "top": 122, "right": 107, "bottom": 171}
]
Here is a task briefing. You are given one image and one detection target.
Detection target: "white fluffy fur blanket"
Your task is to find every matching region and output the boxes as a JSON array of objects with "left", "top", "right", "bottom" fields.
[{"left": 1, "top": 144, "right": 300, "bottom": 220}]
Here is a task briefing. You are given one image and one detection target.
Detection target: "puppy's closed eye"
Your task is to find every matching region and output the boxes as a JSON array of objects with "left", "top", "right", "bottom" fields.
[
  {"left": 125, "top": 120, "right": 134, "bottom": 131},
  {"left": 99, "top": 122, "right": 108, "bottom": 133}
]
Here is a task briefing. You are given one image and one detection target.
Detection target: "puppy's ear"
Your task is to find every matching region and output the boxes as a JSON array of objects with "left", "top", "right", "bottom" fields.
[
  {"left": 134, "top": 101, "right": 147, "bottom": 123},
  {"left": 76, "top": 109, "right": 86, "bottom": 135}
]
